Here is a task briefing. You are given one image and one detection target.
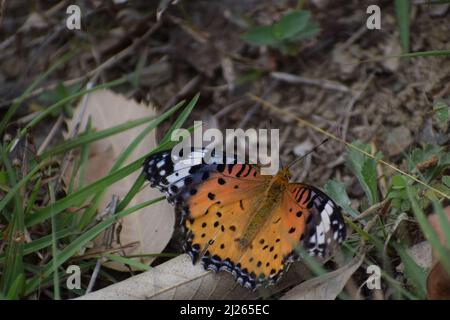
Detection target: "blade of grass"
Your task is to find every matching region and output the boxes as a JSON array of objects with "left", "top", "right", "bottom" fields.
[
  {"left": 0, "top": 52, "right": 73, "bottom": 135},
  {"left": 114, "top": 126, "right": 195, "bottom": 214},
  {"left": 76, "top": 116, "right": 92, "bottom": 191},
  {"left": 114, "top": 95, "right": 199, "bottom": 213},
  {"left": 25, "top": 197, "right": 163, "bottom": 295},
  {"left": 26, "top": 157, "right": 143, "bottom": 227},
  {"left": 48, "top": 182, "right": 60, "bottom": 300},
  {"left": 5, "top": 274, "right": 25, "bottom": 300},
  {"left": 24, "top": 177, "right": 42, "bottom": 217},
  {"left": 0, "top": 227, "right": 74, "bottom": 263},
  {"left": 395, "top": 0, "right": 410, "bottom": 53},
  {"left": 0, "top": 159, "right": 50, "bottom": 213},
  {"left": 8, "top": 77, "right": 127, "bottom": 152},
  {"left": 39, "top": 114, "right": 157, "bottom": 159},
  {"left": 115, "top": 172, "right": 146, "bottom": 212},
  {"left": 0, "top": 146, "right": 25, "bottom": 296},
  {"left": 159, "top": 93, "right": 199, "bottom": 145},
  {"left": 104, "top": 253, "right": 151, "bottom": 271}
]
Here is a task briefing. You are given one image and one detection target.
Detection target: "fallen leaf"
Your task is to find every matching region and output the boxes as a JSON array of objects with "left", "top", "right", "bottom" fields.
[
  {"left": 281, "top": 253, "right": 364, "bottom": 300},
  {"left": 77, "top": 253, "right": 311, "bottom": 300},
  {"left": 64, "top": 89, "right": 174, "bottom": 271},
  {"left": 427, "top": 262, "right": 450, "bottom": 300},
  {"left": 427, "top": 206, "right": 450, "bottom": 299}
]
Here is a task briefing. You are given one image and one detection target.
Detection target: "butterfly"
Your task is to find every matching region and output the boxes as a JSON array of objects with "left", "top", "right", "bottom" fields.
[{"left": 143, "top": 148, "right": 346, "bottom": 290}]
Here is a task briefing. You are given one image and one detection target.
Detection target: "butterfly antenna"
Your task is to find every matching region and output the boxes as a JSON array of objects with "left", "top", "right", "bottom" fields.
[{"left": 287, "top": 138, "right": 330, "bottom": 169}]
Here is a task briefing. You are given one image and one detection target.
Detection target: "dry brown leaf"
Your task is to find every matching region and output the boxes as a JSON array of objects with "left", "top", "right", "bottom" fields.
[
  {"left": 281, "top": 253, "right": 365, "bottom": 300},
  {"left": 64, "top": 89, "right": 174, "bottom": 271},
  {"left": 78, "top": 253, "right": 313, "bottom": 300},
  {"left": 427, "top": 206, "right": 450, "bottom": 299}
]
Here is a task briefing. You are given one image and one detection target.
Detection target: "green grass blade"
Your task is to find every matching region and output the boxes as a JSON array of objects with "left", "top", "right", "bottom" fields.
[
  {"left": 39, "top": 115, "right": 155, "bottom": 159},
  {"left": 160, "top": 93, "right": 199, "bottom": 145},
  {"left": 76, "top": 116, "right": 93, "bottom": 191},
  {"left": 0, "top": 146, "right": 25, "bottom": 295},
  {"left": 116, "top": 173, "right": 146, "bottom": 212},
  {"left": 8, "top": 77, "right": 127, "bottom": 152},
  {"left": 0, "top": 159, "right": 49, "bottom": 213},
  {"left": 24, "top": 198, "right": 163, "bottom": 295},
  {"left": 0, "top": 227, "right": 75, "bottom": 263},
  {"left": 0, "top": 52, "right": 73, "bottom": 135},
  {"left": 104, "top": 253, "right": 151, "bottom": 271},
  {"left": 395, "top": 0, "right": 410, "bottom": 53},
  {"left": 5, "top": 274, "right": 25, "bottom": 300},
  {"left": 48, "top": 183, "right": 60, "bottom": 300},
  {"left": 26, "top": 157, "right": 143, "bottom": 227}
]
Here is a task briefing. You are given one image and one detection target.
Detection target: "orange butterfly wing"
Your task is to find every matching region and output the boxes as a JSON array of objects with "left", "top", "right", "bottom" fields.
[{"left": 144, "top": 149, "right": 346, "bottom": 290}]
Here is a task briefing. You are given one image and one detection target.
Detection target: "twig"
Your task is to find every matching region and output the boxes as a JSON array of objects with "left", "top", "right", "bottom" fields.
[
  {"left": 85, "top": 21, "right": 162, "bottom": 80},
  {"left": 85, "top": 195, "right": 119, "bottom": 294},
  {"left": 341, "top": 73, "right": 374, "bottom": 142},
  {"left": 352, "top": 199, "right": 390, "bottom": 222},
  {"left": 162, "top": 75, "right": 201, "bottom": 112},
  {"left": 238, "top": 82, "right": 278, "bottom": 128},
  {"left": 0, "top": 0, "right": 5, "bottom": 26},
  {"left": 270, "top": 72, "right": 350, "bottom": 93},
  {"left": 37, "top": 114, "right": 64, "bottom": 156},
  {"left": 340, "top": 24, "right": 368, "bottom": 51}
]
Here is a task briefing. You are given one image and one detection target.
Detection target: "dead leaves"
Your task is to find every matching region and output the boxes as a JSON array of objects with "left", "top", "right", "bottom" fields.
[
  {"left": 78, "top": 253, "right": 316, "bottom": 300},
  {"left": 282, "top": 253, "right": 365, "bottom": 300},
  {"left": 65, "top": 89, "right": 174, "bottom": 271}
]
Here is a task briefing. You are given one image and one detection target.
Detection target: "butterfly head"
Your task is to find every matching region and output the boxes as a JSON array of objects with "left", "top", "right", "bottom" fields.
[{"left": 276, "top": 166, "right": 292, "bottom": 183}]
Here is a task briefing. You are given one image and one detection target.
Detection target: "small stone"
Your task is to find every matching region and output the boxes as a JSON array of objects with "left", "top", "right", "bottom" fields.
[{"left": 384, "top": 126, "right": 413, "bottom": 156}]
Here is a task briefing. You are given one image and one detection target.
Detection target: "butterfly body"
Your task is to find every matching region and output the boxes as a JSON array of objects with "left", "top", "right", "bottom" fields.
[
  {"left": 144, "top": 149, "right": 346, "bottom": 290},
  {"left": 239, "top": 167, "right": 290, "bottom": 248}
]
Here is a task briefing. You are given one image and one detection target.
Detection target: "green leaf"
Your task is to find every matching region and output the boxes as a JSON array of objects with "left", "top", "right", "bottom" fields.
[
  {"left": 434, "top": 100, "right": 449, "bottom": 126},
  {"left": 443, "top": 176, "right": 450, "bottom": 188},
  {"left": 292, "top": 20, "right": 320, "bottom": 41},
  {"left": 361, "top": 158, "right": 379, "bottom": 204},
  {"left": 242, "top": 26, "right": 279, "bottom": 45},
  {"left": 408, "top": 144, "right": 441, "bottom": 171},
  {"left": 242, "top": 10, "right": 319, "bottom": 47},
  {"left": 273, "top": 10, "right": 311, "bottom": 40},
  {"left": 5, "top": 274, "right": 25, "bottom": 300},
  {"left": 324, "top": 180, "right": 359, "bottom": 217},
  {"left": 395, "top": 0, "right": 410, "bottom": 53},
  {"left": 395, "top": 244, "right": 427, "bottom": 298},
  {"left": 346, "top": 141, "right": 379, "bottom": 205},
  {"left": 392, "top": 175, "right": 408, "bottom": 190}
]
